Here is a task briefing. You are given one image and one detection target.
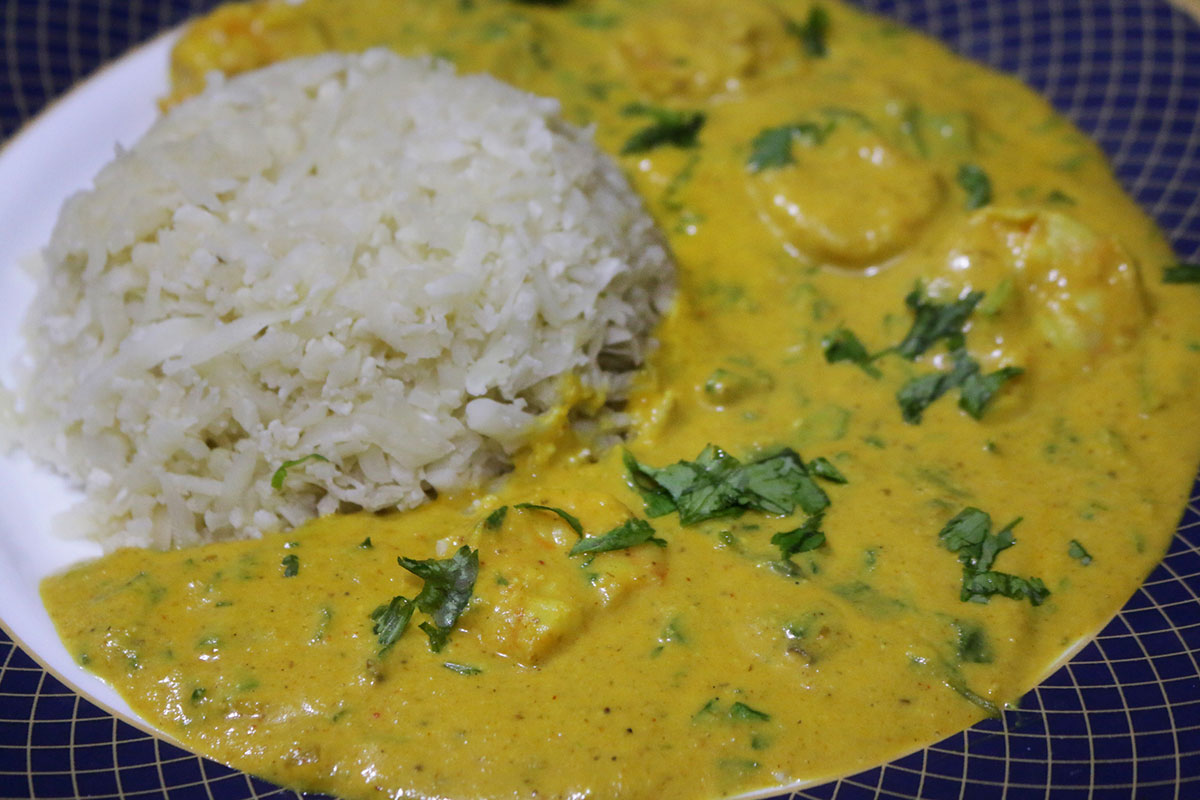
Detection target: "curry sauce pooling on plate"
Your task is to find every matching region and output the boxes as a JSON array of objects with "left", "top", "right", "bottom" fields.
[{"left": 43, "top": 1, "right": 1200, "bottom": 798}]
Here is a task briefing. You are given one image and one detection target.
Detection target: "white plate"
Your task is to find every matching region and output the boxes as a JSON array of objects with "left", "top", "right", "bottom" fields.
[{"left": 0, "top": 31, "right": 178, "bottom": 735}]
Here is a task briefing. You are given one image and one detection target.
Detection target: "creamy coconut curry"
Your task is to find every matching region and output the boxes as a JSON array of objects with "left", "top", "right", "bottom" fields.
[{"left": 42, "top": 1, "right": 1200, "bottom": 799}]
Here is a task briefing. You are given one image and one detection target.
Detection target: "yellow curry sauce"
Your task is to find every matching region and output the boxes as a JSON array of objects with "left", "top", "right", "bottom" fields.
[{"left": 43, "top": 1, "right": 1200, "bottom": 799}]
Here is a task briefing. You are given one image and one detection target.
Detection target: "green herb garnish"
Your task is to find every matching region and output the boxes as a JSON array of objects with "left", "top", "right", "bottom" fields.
[
  {"left": 624, "top": 446, "right": 829, "bottom": 525},
  {"left": 956, "top": 163, "right": 992, "bottom": 210},
  {"left": 959, "top": 365, "right": 1025, "bottom": 418},
  {"left": 358, "top": 537, "right": 373, "bottom": 549},
  {"left": 270, "top": 453, "right": 329, "bottom": 490},
  {"left": 937, "top": 508, "right": 1049, "bottom": 606},
  {"left": 829, "top": 286, "right": 1020, "bottom": 424},
  {"left": 397, "top": 546, "right": 480, "bottom": 652},
  {"left": 960, "top": 571, "right": 1050, "bottom": 605},
  {"left": 747, "top": 121, "right": 828, "bottom": 172},
  {"left": 484, "top": 506, "right": 509, "bottom": 530},
  {"left": 514, "top": 503, "right": 584, "bottom": 535},
  {"left": 281, "top": 554, "right": 300, "bottom": 577},
  {"left": 896, "top": 287, "right": 983, "bottom": 360},
  {"left": 729, "top": 701, "right": 772, "bottom": 722},
  {"left": 370, "top": 595, "right": 416, "bottom": 655},
  {"left": 786, "top": 5, "right": 830, "bottom": 57},
  {"left": 770, "top": 512, "right": 826, "bottom": 561},
  {"left": 897, "top": 348, "right": 1023, "bottom": 424},
  {"left": 1163, "top": 263, "right": 1200, "bottom": 283},
  {"left": 821, "top": 327, "right": 881, "bottom": 378},
  {"left": 443, "top": 662, "right": 483, "bottom": 675},
  {"left": 569, "top": 518, "right": 665, "bottom": 556},
  {"left": 953, "top": 620, "right": 993, "bottom": 664},
  {"left": 1068, "top": 540, "right": 1093, "bottom": 565},
  {"left": 808, "top": 457, "right": 847, "bottom": 484},
  {"left": 620, "top": 103, "right": 706, "bottom": 155}
]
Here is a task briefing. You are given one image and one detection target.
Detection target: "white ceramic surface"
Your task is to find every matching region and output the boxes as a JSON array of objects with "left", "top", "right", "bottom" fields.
[{"left": 0, "top": 31, "right": 178, "bottom": 734}]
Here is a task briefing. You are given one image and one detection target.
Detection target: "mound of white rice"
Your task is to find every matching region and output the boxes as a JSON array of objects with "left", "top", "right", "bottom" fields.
[{"left": 6, "top": 49, "right": 673, "bottom": 550}]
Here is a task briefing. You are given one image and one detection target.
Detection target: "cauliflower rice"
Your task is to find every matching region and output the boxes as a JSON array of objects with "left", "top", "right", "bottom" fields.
[{"left": 5, "top": 49, "right": 673, "bottom": 550}]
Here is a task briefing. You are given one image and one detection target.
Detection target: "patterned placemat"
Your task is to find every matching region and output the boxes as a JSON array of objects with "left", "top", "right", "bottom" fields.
[{"left": 2, "top": 1, "right": 1198, "bottom": 798}]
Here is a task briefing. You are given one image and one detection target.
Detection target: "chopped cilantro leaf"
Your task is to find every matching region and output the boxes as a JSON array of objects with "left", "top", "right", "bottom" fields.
[
  {"left": 732, "top": 449, "right": 829, "bottom": 516},
  {"left": 937, "top": 508, "right": 992, "bottom": 558},
  {"left": 624, "top": 446, "right": 830, "bottom": 524},
  {"left": 395, "top": 546, "right": 479, "bottom": 653},
  {"left": 953, "top": 620, "right": 993, "bottom": 664},
  {"left": 514, "top": 503, "right": 583, "bottom": 535},
  {"left": 938, "top": 508, "right": 1019, "bottom": 572},
  {"left": 370, "top": 595, "right": 415, "bottom": 655},
  {"left": 190, "top": 687, "right": 206, "bottom": 704},
  {"left": 770, "top": 512, "right": 826, "bottom": 561},
  {"left": 694, "top": 697, "right": 722, "bottom": 719},
  {"left": 623, "top": 451, "right": 682, "bottom": 518},
  {"left": 419, "top": 621, "right": 451, "bottom": 652},
  {"left": 280, "top": 554, "right": 300, "bottom": 577},
  {"left": 937, "top": 508, "right": 1047, "bottom": 606},
  {"left": 956, "top": 163, "right": 993, "bottom": 210},
  {"left": 620, "top": 103, "right": 706, "bottom": 155},
  {"left": 821, "top": 327, "right": 881, "bottom": 378},
  {"left": 747, "top": 122, "right": 828, "bottom": 172},
  {"left": 747, "top": 126, "right": 796, "bottom": 172},
  {"left": 1068, "top": 540, "right": 1093, "bottom": 565},
  {"left": 1163, "top": 263, "right": 1200, "bottom": 283},
  {"left": 898, "top": 346, "right": 1021, "bottom": 425},
  {"left": 959, "top": 365, "right": 1024, "bottom": 419},
  {"left": 271, "top": 453, "right": 329, "bottom": 490},
  {"left": 896, "top": 351, "right": 977, "bottom": 424},
  {"left": 484, "top": 506, "right": 508, "bottom": 530},
  {"left": 946, "top": 678, "right": 1000, "bottom": 717},
  {"left": 809, "top": 457, "right": 847, "bottom": 484},
  {"left": 961, "top": 572, "right": 1050, "bottom": 606},
  {"left": 824, "top": 286, "right": 1019, "bottom": 423},
  {"left": 786, "top": 5, "right": 830, "bottom": 57},
  {"left": 896, "top": 287, "right": 983, "bottom": 360},
  {"left": 1045, "top": 189, "right": 1076, "bottom": 205},
  {"left": 358, "top": 537, "right": 373, "bottom": 549},
  {"left": 443, "top": 662, "right": 483, "bottom": 675},
  {"left": 729, "top": 701, "right": 772, "bottom": 722},
  {"left": 569, "top": 518, "right": 665, "bottom": 556}
]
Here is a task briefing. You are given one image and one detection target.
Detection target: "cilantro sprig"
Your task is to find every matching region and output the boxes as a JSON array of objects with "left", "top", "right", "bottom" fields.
[
  {"left": 624, "top": 445, "right": 830, "bottom": 525},
  {"left": 620, "top": 103, "right": 706, "bottom": 155},
  {"left": 895, "top": 288, "right": 982, "bottom": 360},
  {"left": 569, "top": 518, "right": 665, "bottom": 556},
  {"left": 821, "top": 327, "right": 881, "bottom": 378},
  {"left": 507, "top": 503, "right": 666, "bottom": 558},
  {"left": 786, "top": 5, "right": 830, "bottom": 57},
  {"left": 898, "top": 348, "right": 1024, "bottom": 424},
  {"left": 956, "top": 163, "right": 993, "bottom": 210},
  {"left": 937, "top": 508, "right": 1049, "bottom": 606},
  {"left": 1163, "top": 262, "right": 1200, "bottom": 283},
  {"left": 370, "top": 546, "right": 479, "bottom": 655},
  {"left": 824, "top": 285, "right": 1023, "bottom": 424},
  {"left": 625, "top": 445, "right": 843, "bottom": 566},
  {"left": 770, "top": 512, "right": 826, "bottom": 561},
  {"left": 513, "top": 503, "right": 584, "bottom": 535},
  {"left": 270, "top": 453, "right": 329, "bottom": 490},
  {"left": 1068, "top": 540, "right": 1093, "bottom": 565},
  {"left": 747, "top": 121, "right": 830, "bottom": 172}
]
